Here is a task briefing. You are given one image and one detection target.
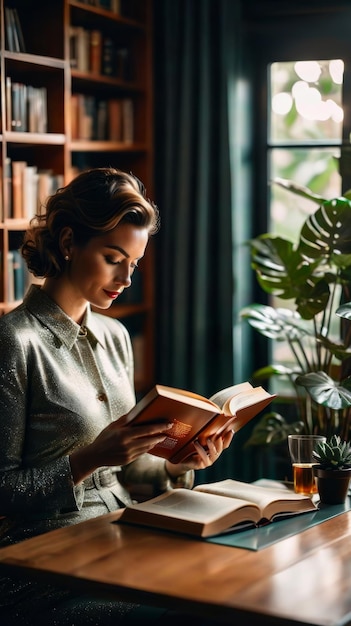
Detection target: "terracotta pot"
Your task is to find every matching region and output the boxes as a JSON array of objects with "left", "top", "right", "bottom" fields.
[{"left": 313, "top": 466, "right": 351, "bottom": 504}]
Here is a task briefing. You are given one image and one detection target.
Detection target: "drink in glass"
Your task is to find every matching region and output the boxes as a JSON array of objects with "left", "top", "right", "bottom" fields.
[{"left": 288, "top": 434, "right": 327, "bottom": 496}]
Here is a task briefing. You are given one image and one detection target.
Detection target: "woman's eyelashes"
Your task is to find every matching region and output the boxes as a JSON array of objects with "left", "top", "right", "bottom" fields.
[{"left": 105, "top": 256, "right": 139, "bottom": 271}]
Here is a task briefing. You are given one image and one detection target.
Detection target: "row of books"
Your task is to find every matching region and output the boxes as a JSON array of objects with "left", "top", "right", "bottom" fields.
[
  {"left": 71, "top": 94, "right": 134, "bottom": 142},
  {"left": 4, "top": 7, "right": 26, "bottom": 53},
  {"left": 6, "top": 77, "right": 48, "bottom": 133},
  {"left": 69, "top": 26, "right": 131, "bottom": 79},
  {"left": 4, "top": 159, "right": 64, "bottom": 221}
]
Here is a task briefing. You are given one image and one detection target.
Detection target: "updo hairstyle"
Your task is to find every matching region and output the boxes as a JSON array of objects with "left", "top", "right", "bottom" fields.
[{"left": 21, "top": 167, "right": 160, "bottom": 278}]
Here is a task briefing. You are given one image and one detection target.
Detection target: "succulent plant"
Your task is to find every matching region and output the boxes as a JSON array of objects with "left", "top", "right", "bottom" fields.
[{"left": 312, "top": 435, "right": 351, "bottom": 470}]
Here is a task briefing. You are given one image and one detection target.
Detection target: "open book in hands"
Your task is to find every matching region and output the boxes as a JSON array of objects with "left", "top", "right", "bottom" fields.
[
  {"left": 118, "top": 382, "right": 276, "bottom": 464},
  {"left": 118, "top": 479, "right": 318, "bottom": 538}
]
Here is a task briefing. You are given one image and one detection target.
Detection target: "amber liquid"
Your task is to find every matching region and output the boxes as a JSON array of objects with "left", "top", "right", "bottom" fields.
[{"left": 293, "top": 463, "right": 317, "bottom": 495}]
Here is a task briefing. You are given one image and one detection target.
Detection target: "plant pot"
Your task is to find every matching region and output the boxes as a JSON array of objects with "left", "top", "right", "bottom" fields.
[{"left": 313, "top": 466, "right": 351, "bottom": 505}]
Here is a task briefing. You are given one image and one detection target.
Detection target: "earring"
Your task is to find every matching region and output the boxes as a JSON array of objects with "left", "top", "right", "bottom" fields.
[{"left": 64, "top": 255, "right": 69, "bottom": 261}]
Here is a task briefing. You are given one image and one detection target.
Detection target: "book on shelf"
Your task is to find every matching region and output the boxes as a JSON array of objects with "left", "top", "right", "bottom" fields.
[
  {"left": 7, "top": 159, "right": 62, "bottom": 219},
  {"left": 90, "top": 30, "right": 102, "bottom": 74},
  {"left": 4, "top": 157, "right": 12, "bottom": 220},
  {"left": 71, "top": 26, "right": 89, "bottom": 73},
  {"left": 11, "top": 82, "right": 24, "bottom": 131},
  {"left": 6, "top": 76, "right": 12, "bottom": 132},
  {"left": 8, "top": 82, "right": 47, "bottom": 134},
  {"left": 5, "top": 7, "right": 15, "bottom": 51},
  {"left": 70, "top": 94, "right": 79, "bottom": 139},
  {"left": 77, "top": 94, "right": 96, "bottom": 140},
  {"left": 12, "top": 250, "right": 26, "bottom": 301},
  {"left": 12, "top": 161, "right": 27, "bottom": 219},
  {"left": 12, "top": 8, "right": 26, "bottom": 53},
  {"left": 96, "top": 100, "right": 108, "bottom": 140},
  {"left": 122, "top": 98, "right": 134, "bottom": 143},
  {"left": 111, "top": 0, "right": 121, "bottom": 13},
  {"left": 22, "top": 165, "right": 39, "bottom": 220},
  {"left": 117, "top": 382, "right": 276, "bottom": 464},
  {"left": 118, "top": 478, "right": 318, "bottom": 538},
  {"left": 7, "top": 251, "right": 15, "bottom": 302},
  {"left": 4, "top": 7, "right": 25, "bottom": 53},
  {"left": 108, "top": 99, "right": 122, "bottom": 141},
  {"left": 101, "top": 37, "right": 115, "bottom": 76}
]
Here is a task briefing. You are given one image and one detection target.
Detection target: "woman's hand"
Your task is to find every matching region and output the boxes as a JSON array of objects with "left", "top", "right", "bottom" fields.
[
  {"left": 165, "top": 427, "right": 235, "bottom": 478},
  {"left": 70, "top": 421, "right": 173, "bottom": 485}
]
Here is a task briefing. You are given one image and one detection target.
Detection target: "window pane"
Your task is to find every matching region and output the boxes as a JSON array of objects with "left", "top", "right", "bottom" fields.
[
  {"left": 270, "top": 60, "right": 344, "bottom": 143},
  {"left": 269, "top": 147, "right": 341, "bottom": 236}
]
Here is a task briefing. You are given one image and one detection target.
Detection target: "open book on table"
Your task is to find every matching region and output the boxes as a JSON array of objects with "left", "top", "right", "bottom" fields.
[
  {"left": 118, "top": 382, "right": 275, "bottom": 464},
  {"left": 118, "top": 479, "right": 318, "bottom": 538}
]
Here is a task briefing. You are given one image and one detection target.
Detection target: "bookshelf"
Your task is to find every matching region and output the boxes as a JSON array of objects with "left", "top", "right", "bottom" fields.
[{"left": 0, "top": 0, "right": 155, "bottom": 393}]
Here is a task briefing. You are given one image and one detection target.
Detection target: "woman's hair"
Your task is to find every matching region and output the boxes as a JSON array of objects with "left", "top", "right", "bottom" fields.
[{"left": 21, "top": 167, "right": 160, "bottom": 278}]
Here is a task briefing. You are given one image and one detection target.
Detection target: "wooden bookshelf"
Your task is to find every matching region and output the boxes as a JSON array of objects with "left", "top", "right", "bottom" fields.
[{"left": 0, "top": 0, "right": 155, "bottom": 392}]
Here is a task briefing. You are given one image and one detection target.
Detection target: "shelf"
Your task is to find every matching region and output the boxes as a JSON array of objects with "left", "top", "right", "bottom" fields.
[
  {"left": 0, "top": 0, "right": 154, "bottom": 392},
  {"left": 4, "top": 132, "right": 66, "bottom": 145}
]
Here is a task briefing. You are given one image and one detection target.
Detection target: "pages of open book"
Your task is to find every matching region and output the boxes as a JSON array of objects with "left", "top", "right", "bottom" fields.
[
  {"left": 209, "top": 382, "right": 254, "bottom": 410},
  {"left": 194, "top": 479, "right": 315, "bottom": 514}
]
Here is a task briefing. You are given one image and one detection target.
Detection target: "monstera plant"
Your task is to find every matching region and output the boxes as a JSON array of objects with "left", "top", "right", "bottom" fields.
[{"left": 240, "top": 178, "right": 351, "bottom": 447}]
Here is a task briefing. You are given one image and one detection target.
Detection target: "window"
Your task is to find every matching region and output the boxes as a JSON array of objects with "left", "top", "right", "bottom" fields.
[
  {"left": 268, "top": 60, "right": 344, "bottom": 392},
  {"left": 245, "top": 3, "right": 351, "bottom": 396}
]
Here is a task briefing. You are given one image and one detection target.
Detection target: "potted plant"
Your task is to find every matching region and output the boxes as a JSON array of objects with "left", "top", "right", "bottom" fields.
[
  {"left": 240, "top": 177, "right": 351, "bottom": 449},
  {"left": 312, "top": 435, "right": 351, "bottom": 504}
]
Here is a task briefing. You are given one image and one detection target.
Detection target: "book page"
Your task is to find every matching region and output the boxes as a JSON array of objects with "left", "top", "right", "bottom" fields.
[
  {"left": 194, "top": 479, "right": 316, "bottom": 518},
  {"left": 222, "top": 387, "right": 273, "bottom": 415},
  {"left": 133, "top": 489, "right": 257, "bottom": 523},
  {"left": 209, "top": 382, "right": 253, "bottom": 409},
  {"left": 119, "top": 488, "right": 262, "bottom": 536}
]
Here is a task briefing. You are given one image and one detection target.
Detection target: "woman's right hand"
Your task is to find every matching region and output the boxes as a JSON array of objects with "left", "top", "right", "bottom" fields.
[{"left": 69, "top": 420, "right": 173, "bottom": 485}]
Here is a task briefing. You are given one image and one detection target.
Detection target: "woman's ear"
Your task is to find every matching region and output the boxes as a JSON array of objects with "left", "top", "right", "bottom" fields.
[{"left": 59, "top": 227, "right": 74, "bottom": 260}]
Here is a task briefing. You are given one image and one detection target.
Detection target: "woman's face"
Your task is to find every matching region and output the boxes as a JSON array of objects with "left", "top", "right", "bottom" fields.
[{"left": 67, "top": 222, "right": 149, "bottom": 310}]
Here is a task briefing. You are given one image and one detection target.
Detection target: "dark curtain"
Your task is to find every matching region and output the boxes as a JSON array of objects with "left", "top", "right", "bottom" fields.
[{"left": 152, "top": 0, "right": 258, "bottom": 481}]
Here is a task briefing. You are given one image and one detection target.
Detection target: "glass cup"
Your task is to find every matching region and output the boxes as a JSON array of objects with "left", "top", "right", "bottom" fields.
[{"left": 288, "top": 434, "right": 327, "bottom": 496}]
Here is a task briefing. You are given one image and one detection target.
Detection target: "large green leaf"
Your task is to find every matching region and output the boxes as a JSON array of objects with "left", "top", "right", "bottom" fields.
[
  {"left": 252, "top": 364, "right": 301, "bottom": 380},
  {"left": 249, "top": 236, "right": 320, "bottom": 300},
  {"left": 294, "top": 277, "right": 331, "bottom": 319},
  {"left": 298, "top": 198, "right": 351, "bottom": 264},
  {"left": 295, "top": 371, "right": 351, "bottom": 409},
  {"left": 244, "top": 412, "right": 304, "bottom": 446},
  {"left": 240, "top": 304, "right": 312, "bottom": 341}
]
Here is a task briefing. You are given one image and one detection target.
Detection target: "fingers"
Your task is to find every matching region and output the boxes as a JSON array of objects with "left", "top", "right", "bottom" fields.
[
  {"left": 193, "top": 438, "right": 221, "bottom": 466},
  {"left": 126, "top": 421, "right": 174, "bottom": 439},
  {"left": 222, "top": 428, "right": 235, "bottom": 449}
]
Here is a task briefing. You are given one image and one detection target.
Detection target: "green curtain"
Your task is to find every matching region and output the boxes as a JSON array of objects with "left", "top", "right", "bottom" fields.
[{"left": 153, "top": 0, "right": 258, "bottom": 481}]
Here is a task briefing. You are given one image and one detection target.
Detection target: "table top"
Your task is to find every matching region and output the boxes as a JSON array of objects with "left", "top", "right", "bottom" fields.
[{"left": 1, "top": 508, "right": 351, "bottom": 626}]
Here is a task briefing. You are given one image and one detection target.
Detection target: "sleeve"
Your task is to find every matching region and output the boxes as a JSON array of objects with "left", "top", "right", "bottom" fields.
[
  {"left": 119, "top": 454, "right": 195, "bottom": 500},
  {"left": 0, "top": 321, "right": 80, "bottom": 516}
]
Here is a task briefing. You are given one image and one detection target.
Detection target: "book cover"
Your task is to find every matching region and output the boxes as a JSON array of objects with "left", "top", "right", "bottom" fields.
[
  {"left": 118, "top": 383, "right": 275, "bottom": 464},
  {"left": 90, "top": 30, "right": 102, "bottom": 74},
  {"left": 12, "top": 160, "right": 27, "bottom": 219}
]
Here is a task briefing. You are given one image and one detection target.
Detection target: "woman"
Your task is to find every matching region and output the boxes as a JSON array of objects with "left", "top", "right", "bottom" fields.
[{"left": 0, "top": 167, "right": 234, "bottom": 624}]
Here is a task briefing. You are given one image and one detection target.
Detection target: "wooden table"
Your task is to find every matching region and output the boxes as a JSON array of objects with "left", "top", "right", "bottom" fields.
[{"left": 1, "top": 508, "right": 351, "bottom": 626}]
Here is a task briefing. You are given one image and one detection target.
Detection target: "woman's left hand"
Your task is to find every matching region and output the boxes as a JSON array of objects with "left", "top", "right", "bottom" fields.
[{"left": 165, "top": 428, "right": 235, "bottom": 477}]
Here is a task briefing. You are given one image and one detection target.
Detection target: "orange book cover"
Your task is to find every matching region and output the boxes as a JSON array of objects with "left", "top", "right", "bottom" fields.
[
  {"left": 90, "top": 30, "right": 102, "bottom": 74},
  {"left": 119, "top": 383, "right": 275, "bottom": 464}
]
